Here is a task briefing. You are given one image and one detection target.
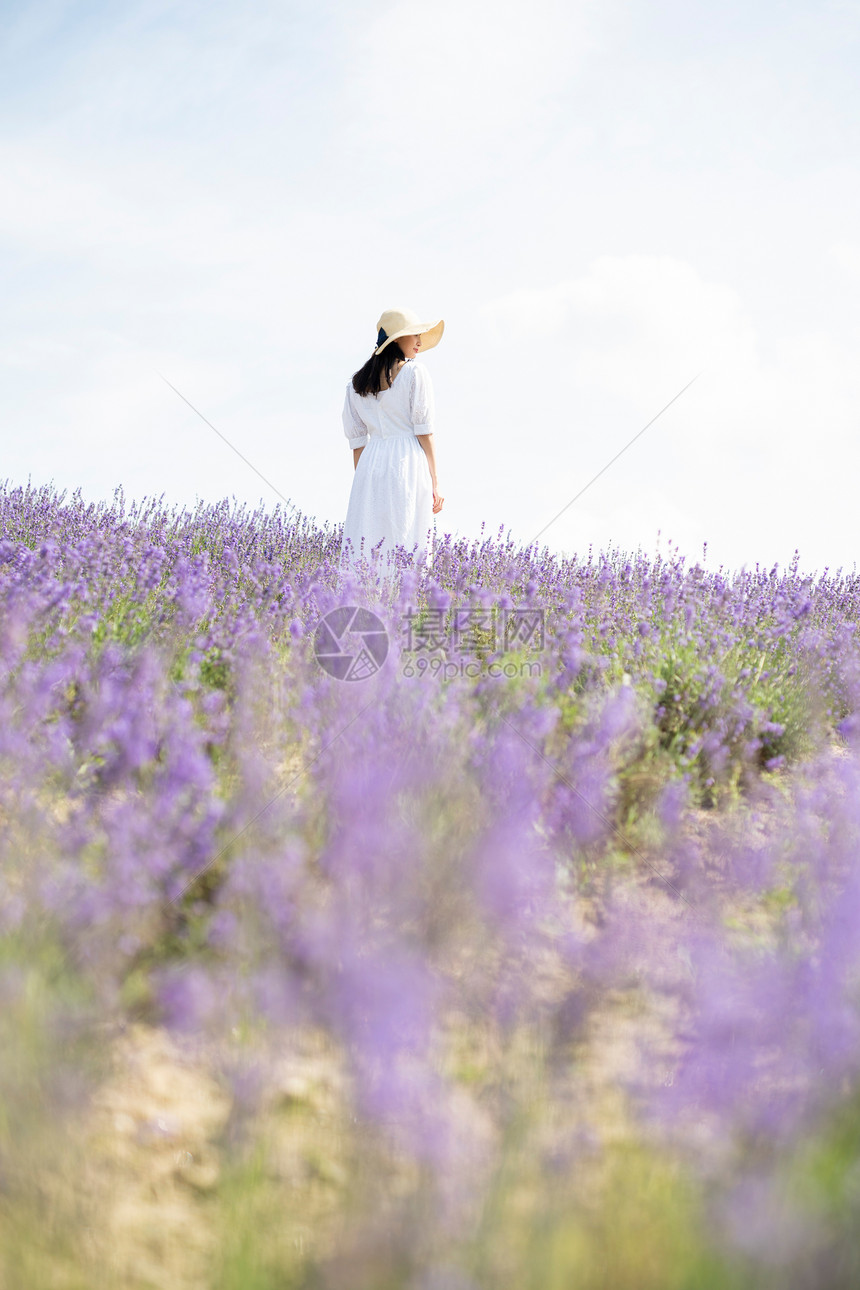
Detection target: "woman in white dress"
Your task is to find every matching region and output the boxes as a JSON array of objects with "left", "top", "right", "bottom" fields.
[{"left": 340, "top": 307, "right": 445, "bottom": 570}]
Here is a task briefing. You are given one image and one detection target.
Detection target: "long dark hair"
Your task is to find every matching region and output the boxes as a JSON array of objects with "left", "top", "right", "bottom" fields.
[{"left": 351, "top": 332, "right": 407, "bottom": 397}]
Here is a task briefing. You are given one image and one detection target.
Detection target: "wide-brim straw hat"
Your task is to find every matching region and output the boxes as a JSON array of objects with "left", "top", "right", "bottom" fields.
[{"left": 374, "top": 307, "right": 445, "bottom": 356}]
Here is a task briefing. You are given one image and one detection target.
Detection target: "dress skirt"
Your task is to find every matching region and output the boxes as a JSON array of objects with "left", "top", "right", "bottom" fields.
[{"left": 340, "top": 431, "right": 434, "bottom": 568}]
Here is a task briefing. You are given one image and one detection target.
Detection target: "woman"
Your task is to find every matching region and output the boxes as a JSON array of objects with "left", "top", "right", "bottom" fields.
[{"left": 340, "top": 307, "right": 445, "bottom": 570}]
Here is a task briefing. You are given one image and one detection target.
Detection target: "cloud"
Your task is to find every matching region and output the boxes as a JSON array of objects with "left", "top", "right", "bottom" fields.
[
  {"left": 480, "top": 254, "right": 759, "bottom": 404},
  {"left": 342, "top": 0, "right": 609, "bottom": 184},
  {"left": 0, "top": 141, "right": 138, "bottom": 252},
  {"left": 829, "top": 241, "right": 860, "bottom": 279},
  {"left": 462, "top": 255, "right": 860, "bottom": 572}
]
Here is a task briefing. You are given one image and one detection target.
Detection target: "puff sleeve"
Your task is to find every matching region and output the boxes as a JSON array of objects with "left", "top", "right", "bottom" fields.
[
  {"left": 409, "top": 361, "right": 435, "bottom": 436},
  {"left": 342, "top": 383, "right": 368, "bottom": 448}
]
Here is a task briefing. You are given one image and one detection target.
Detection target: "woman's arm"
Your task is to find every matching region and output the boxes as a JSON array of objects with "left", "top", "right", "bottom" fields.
[
  {"left": 344, "top": 384, "right": 368, "bottom": 460},
  {"left": 416, "top": 434, "right": 443, "bottom": 513}
]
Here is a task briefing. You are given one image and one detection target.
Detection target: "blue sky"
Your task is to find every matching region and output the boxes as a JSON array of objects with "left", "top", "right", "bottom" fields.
[{"left": 2, "top": 0, "right": 859, "bottom": 573}]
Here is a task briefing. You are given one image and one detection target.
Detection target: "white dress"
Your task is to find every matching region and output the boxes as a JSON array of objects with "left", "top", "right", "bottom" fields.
[{"left": 340, "top": 358, "right": 436, "bottom": 569}]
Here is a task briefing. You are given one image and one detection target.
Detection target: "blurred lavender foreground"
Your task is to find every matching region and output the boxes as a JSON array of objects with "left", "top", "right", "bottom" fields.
[{"left": 5, "top": 480, "right": 860, "bottom": 1287}]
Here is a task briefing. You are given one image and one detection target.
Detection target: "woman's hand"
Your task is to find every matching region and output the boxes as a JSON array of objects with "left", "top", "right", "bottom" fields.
[{"left": 415, "top": 435, "right": 442, "bottom": 512}]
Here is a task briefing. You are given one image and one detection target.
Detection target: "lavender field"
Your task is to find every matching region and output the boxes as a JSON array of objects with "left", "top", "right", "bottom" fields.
[{"left": 4, "top": 477, "right": 860, "bottom": 1288}]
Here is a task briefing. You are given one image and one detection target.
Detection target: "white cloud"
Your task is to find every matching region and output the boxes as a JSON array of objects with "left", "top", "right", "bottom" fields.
[
  {"left": 829, "top": 241, "right": 860, "bottom": 279},
  {"left": 343, "top": 0, "right": 609, "bottom": 182},
  {"left": 480, "top": 255, "right": 759, "bottom": 403},
  {"left": 463, "top": 255, "right": 860, "bottom": 573}
]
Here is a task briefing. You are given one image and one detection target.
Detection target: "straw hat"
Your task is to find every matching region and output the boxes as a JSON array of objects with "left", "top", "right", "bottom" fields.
[{"left": 374, "top": 307, "right": 445, "bottom": 356}]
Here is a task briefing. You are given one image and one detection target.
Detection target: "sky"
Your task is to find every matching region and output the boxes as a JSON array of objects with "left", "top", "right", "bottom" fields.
[{"left": 1, "top": 0, "right": 859, "bottom": 575}]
